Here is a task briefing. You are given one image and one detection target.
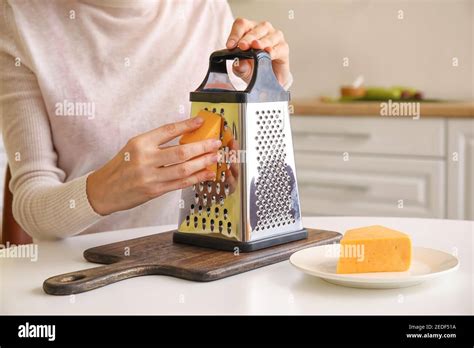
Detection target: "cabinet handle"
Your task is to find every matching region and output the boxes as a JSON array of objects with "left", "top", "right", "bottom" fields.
[
  {"left": 299, "top": 181, "right": 370, "bottom": 193},
  {"left": 295, "top": 131, "right": 371, "bottom": 140}
]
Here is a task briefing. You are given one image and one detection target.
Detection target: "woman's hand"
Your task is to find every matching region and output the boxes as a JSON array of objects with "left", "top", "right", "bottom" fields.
[
  {"left": 226, "top": 18, "right": 291, "bottom": 87},
  {"left": 87, "top": 117, "right": 221, "bottom": 216}
]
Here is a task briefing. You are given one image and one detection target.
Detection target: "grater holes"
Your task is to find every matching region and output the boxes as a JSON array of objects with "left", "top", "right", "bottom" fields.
[
  {"left": 253, "top": 107, "right": 293, "bottom": 231},
  {"left": 185, "top": 105, "right": 236, "bottom": 234}
]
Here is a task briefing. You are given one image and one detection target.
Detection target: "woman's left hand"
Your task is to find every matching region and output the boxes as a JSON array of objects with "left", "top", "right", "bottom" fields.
[{"left": 226, "top": 18, "right": 291, "bottom": 88}]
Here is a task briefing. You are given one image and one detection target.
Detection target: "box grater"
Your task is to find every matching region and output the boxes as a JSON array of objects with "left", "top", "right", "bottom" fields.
[{"left": 173, "top": 48, "right": 307, "bottom": 252}]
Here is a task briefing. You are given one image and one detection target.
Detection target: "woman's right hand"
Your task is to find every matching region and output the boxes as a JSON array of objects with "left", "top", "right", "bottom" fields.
[{"left": 86, "top": 117, "right": 221, "bottom": 216}]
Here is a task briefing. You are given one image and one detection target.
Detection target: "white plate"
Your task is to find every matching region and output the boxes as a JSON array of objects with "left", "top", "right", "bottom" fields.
[{"left": 289, "top": 245, "right": 460, "bottom": 289}]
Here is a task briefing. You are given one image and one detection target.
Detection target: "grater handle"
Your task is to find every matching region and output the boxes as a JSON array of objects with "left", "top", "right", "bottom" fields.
[
  {"left": 209, "top": 47, "right": 261, "bottom": 72},
  {"left": 194, "top": 48, "right": 289, "bottom": 103}
]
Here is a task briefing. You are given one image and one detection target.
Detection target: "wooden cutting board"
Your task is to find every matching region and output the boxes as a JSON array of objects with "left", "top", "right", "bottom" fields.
[{"left": 43, "top": 228, "right": 341, "bottom": 295}]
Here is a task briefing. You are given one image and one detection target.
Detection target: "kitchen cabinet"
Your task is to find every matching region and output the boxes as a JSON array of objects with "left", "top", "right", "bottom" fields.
[
  {"left": 291, "top": 116, "right": 445, "bottom": 157},
  {"left": 291, "top": 114, "right": 474, "bottom": 220},
  {"left": 447, "top": 120, "right": 474, "bottom": 220},
  {"left": 296, "top": 152, "right": 444, "bottom": 218}
]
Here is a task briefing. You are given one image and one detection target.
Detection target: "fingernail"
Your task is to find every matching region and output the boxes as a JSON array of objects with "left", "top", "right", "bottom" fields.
[
  {"left": 209, "top": 154, "right": 219, "bottom": 163},
  {"left": 207, "top": 171, "right": 216, "bottom": 180},
  {"left": 212, "top": 139, "right": 222, "bottom": 147},
  {"left": 227, "top": 39, "right": 236, "bottom": 48},
  {"left": 194, "top": 117, "right": 204, "bottom": 125}
]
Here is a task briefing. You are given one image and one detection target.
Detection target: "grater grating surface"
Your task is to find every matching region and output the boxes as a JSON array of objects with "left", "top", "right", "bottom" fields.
[
  {"left": 245, "top": 101, "right": 302, "bottom": 241},
  {"left": 179, "top": 102, "right": 242, "bottom": 240},
  {"left": 253, "top": 107, "right": 295, "bottom": 231}
]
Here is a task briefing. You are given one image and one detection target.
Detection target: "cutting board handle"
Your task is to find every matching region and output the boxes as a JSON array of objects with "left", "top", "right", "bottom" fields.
[{"left": 43, "top": 261, "right": 154, "bottom": 295}]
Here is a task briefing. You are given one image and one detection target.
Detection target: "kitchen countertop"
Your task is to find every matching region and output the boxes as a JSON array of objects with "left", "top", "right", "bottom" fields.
[
  {"left": 1, "top": 216, "right": 472, "bottom": 315},
  {"left": 293, "top": 100, "right": 474, "bottom": 118}
]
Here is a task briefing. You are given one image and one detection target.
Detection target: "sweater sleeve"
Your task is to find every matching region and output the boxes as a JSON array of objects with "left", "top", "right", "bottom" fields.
[{"left": 0, "top": 1, "right": 102, "bottom": 239}]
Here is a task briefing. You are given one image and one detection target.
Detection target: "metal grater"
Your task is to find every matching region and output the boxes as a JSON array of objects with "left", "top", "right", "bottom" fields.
[{"left": 173, "top": 48, "right": 307, "bottom": 252}]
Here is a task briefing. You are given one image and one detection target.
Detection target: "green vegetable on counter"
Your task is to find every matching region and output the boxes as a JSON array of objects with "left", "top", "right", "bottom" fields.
[{"left": 365, "top": 87, "right": 402, "bottom": 100}]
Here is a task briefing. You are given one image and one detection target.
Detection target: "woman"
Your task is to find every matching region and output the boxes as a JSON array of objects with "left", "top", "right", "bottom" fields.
[{"left": 0, "top": 0, "right": 292, "bottom": 239}]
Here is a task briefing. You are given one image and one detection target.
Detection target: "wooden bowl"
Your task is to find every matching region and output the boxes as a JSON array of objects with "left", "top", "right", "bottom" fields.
[{"left": 340, "top": 86, "right": 366, "bottom": 98}]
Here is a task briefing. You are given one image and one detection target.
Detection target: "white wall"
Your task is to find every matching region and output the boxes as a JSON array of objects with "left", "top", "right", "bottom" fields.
[{"left": 228, "top": 0, "right": 473, "bottom": 100}]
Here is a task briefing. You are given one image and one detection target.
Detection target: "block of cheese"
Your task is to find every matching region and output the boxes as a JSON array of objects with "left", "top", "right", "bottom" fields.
[
  {"left": 336, "top": 225, "right": 412, "bottom": 274},
  {"left": 179, "top": 109, "right": 222, "bottom": 174},
  {"left": 221, "top": 127, "right": 233, "bottom": 146},
  {"left": 216, "top": 127, "right": 234, "bottom": 180}
]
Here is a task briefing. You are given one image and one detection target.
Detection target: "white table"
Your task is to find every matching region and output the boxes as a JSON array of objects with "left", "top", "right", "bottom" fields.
[{"left": 1, "top": 217, "right": 472, "bottom": 315}]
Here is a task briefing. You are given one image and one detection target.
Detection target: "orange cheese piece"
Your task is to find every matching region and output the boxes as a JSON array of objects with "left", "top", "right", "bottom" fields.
[
  {"left": 179, "top": 109, "right": 222, "bottom": 174},
  {"left": 336, "top": 225, "right": 412, "bottom": 274},
  {"left": 216, "top": 128, "right": 234, "bottom": 180},
  {"left": 221, "top": 127, "right": 233, "bottom": 146}
]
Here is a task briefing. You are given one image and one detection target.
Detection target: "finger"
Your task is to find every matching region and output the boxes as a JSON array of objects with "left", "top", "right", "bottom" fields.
[
  {"left": 230, "top": 161, "right": 239, "bottom": 178},
  {"left": 250, "top": 29, "right": 284, "bottom": 51},
  {"left": 265, "top": 42, "right": 290, "bottom": 63},
  {"left": 157, "top": 153, "right": 218, "bottom": 182},
  {"left": 157, "top": 139, "right": 221, "bottom": 166},
  {"left": 161, "top": 169, "right": 216, "bottom": 193},
  {"left": 143, "top": 117, "right": 204, "bottom": 145},
  {"left": 237, "top": 21, "right": 274, "bottom": 50},
  {"left": 228, "top": 138, "right": 239, "bottom": 151},
  {"left": 226, "top": 17, "right": 256, "bottom": 49}
]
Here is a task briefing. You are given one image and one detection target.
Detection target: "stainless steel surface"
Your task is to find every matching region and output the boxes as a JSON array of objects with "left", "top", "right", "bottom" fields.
[
  {"left": 178, "top": 102, "right": 243, "bottom": 241},
  {"left": 177, "top": 100, "right": 303, "bottom": 243},
  {"left": 244, "top": 101, "right": 303, "bottom": 241}
]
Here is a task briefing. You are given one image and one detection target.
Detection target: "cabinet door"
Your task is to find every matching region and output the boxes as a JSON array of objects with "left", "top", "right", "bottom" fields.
[
  {"left": 447, "top": 119, "right": 474, "bottom": 220},
  {"left": 295, "top": 152, "right": 445, "bottom": 218},
  {"left": 291, "top": 116, "right": 445, "bottom": 157}
]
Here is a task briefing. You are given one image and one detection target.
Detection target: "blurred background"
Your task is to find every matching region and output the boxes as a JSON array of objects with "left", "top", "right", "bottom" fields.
[{"left": 228, "top": 0, "right": 472, "bottom": 100}]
